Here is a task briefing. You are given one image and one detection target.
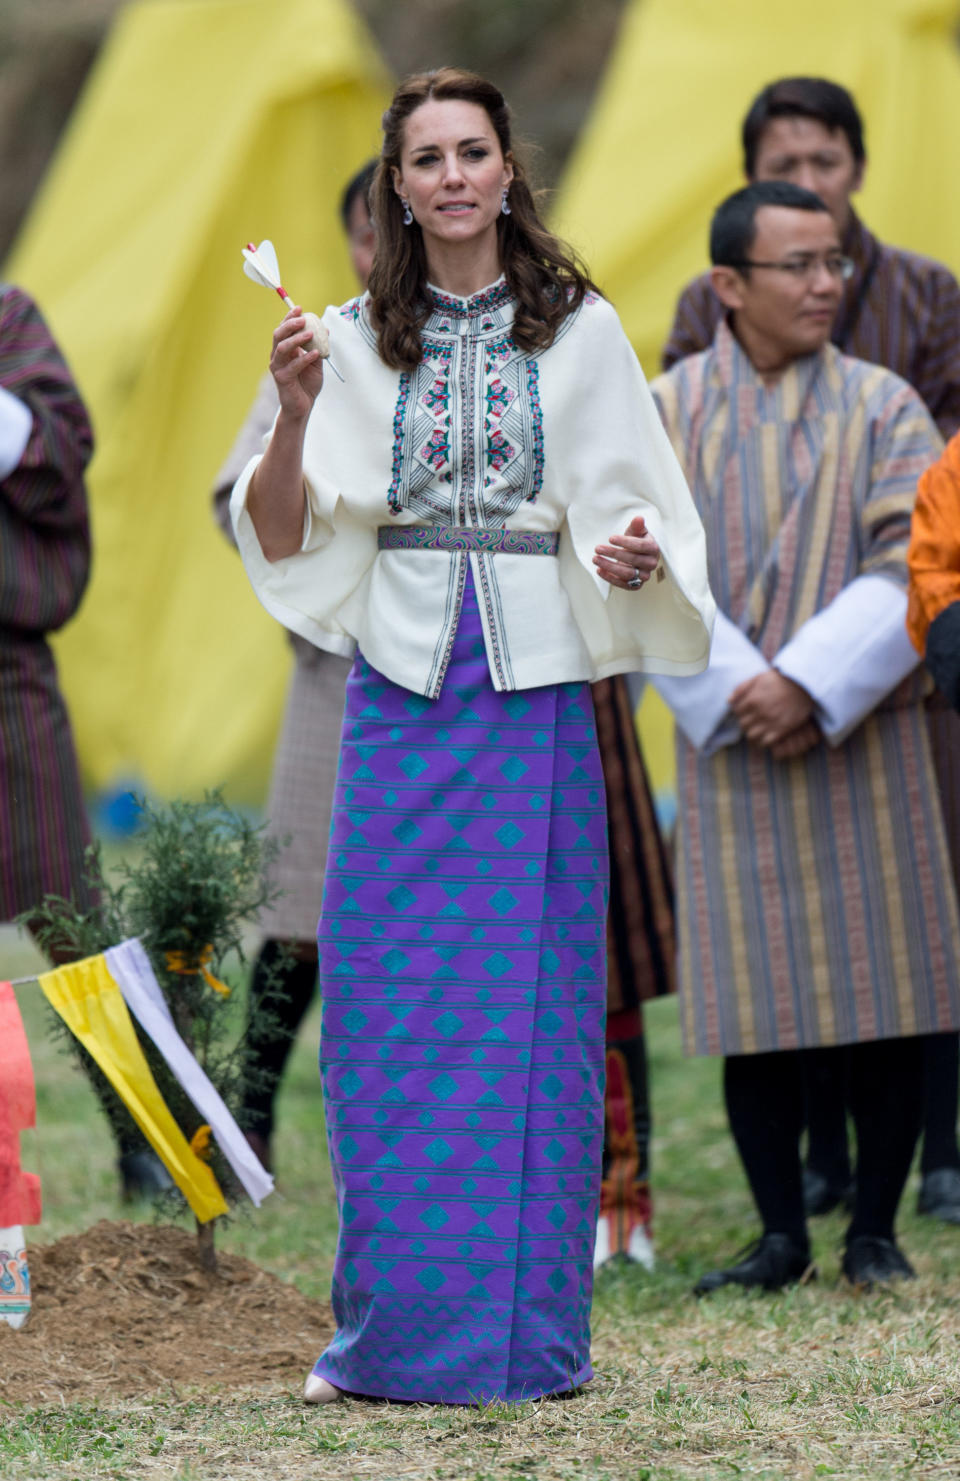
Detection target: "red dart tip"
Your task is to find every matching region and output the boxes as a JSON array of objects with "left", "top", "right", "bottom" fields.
[{"left": 245, "top": 242, "right": 256, "bottom": 252}]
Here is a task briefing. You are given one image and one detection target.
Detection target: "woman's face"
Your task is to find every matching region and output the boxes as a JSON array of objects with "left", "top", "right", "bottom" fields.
[{"left": 392, "top": 98, "right": 513, "bottom": 255}]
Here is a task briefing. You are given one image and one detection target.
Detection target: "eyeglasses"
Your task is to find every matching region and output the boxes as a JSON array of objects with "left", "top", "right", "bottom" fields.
[{"left": 728, "top": 254, "right": 855, "bottom": 281}]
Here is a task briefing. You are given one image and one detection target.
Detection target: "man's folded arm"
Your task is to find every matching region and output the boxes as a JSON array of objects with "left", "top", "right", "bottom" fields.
[{"left": 652, "top": 611, "right": 769, "bottom": 753}]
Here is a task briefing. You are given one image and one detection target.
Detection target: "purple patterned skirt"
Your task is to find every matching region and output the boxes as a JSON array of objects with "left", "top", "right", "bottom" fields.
[{"left": 312, "top": 570, "right": 608, "bottom": 1404}]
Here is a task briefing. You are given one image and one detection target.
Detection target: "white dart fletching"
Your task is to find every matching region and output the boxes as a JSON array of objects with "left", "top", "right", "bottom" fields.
[
  {"left": 240, "top": 237, "right": 344, "bottom": 380},
  {"left": 242, "top": 239, "right": 283, "bottom": 292}
]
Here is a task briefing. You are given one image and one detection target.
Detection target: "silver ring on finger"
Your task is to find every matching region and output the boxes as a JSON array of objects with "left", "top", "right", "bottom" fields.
[{"left": 627, "top": 571, "right": 644, "bottom": 589}]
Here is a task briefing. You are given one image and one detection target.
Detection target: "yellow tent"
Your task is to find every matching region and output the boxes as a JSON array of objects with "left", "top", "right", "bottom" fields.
[
  {"left": 7, "top": 0, "right": 390, "bottom": 805},
  {"left": 554, "top": 0, "right": 960, "bottom": 807}
]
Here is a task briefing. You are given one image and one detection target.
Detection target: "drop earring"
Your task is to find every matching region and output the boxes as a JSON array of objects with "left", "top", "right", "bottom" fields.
[
  {"left": 501, "top": 187, "right": 511, "bottom": 216},
  {"left": 401, "top": 199, "right": 413, "bottom": 226}
]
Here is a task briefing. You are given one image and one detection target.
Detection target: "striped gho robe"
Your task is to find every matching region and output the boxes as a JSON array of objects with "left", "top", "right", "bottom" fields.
[
  {"left": 663, "top": 212, "right": 960, "bottom": 439},
  {"left": 651, "top": 322, "right": 960, "bottom": 1057},
  {"left": 0, "top": 284, "right": 94, "bottom": 920},
  {"left": 663, "top": 208, "right": 960, "bottom": 1058}
]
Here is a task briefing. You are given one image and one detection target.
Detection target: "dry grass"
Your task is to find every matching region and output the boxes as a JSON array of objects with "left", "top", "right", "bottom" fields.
[{"left": 3, "top": 924, "right": 960, "bottom": 1478}]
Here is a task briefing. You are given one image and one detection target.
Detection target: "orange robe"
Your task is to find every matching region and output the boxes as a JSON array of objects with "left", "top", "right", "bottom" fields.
[{"left": 907, "top": 431, "right": 960, "bottom": 652}]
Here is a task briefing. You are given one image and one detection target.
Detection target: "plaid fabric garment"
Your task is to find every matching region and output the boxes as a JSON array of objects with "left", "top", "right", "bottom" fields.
[{"left": 0, "top": 285, "right": 94, "bottom": 920}]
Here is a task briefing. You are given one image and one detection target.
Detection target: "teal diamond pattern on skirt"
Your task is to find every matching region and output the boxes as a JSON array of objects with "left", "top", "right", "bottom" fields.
[
  {"left": 314, "top": 581, "right": 607, "bottom": 1404},
  {"left": 415, "top": 1266, "right": 446, "bottom": 1293},
  {"left": 380, "top": 948, "right": 410, "bottom": 975},
  {"left": 387, "top": 884, "right": 417, "bottom": 913},
  {"left": 340, "top": 1007, "right": 369, "bottom": 1035},
  {"left": 403, "top": 694, "right": 432, "bottom": 718},
  {"left": 339, "top": 1069, "right": 364, "bottom": 1098}
]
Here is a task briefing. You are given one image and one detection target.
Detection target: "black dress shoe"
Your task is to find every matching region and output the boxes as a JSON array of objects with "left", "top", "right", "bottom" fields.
[
  {"left": 694, "top": 1233, "right": 815, "bottom": 1296},
  {"left": 803, "top": 1166, "right": 855, "bottom": 1217},
  {"left": 917, "top": 1167, "right": 960, "bottom": 1224},
  {"left": 842, "top": 1235, "right": 915, "bottom": 1289}
]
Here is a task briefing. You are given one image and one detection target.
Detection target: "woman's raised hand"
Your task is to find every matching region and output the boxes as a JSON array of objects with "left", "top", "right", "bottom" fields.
[
  {"left": 270, "top": 306, "right": 325, "bottom": 419},
  {"left": 593, "top": 514, "right": 661, "bottom": 590}
]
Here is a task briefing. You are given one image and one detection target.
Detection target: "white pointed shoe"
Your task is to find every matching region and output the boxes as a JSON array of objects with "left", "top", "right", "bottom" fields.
[{"left": 304, "top": 1374, "right": 342, "bottom": 1405}]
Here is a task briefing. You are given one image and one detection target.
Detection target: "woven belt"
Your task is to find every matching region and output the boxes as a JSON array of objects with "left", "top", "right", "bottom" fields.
[{"left": 377, "top": 526, "right": 559, "bottom": 556}]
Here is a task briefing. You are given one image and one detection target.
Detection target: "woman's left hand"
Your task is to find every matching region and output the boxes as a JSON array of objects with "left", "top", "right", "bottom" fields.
[{"left": 593, "top": 515, "right": 661, "bottom": 590}]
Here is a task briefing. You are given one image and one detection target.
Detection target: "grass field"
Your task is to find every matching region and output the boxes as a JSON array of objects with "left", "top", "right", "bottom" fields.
[{"left": 3, "top": 923, "right": 960, "bottom": 1480}]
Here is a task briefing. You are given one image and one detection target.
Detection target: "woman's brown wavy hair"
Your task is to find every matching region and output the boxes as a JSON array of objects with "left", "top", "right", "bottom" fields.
[{"left": 367, "top": 68, "right": 599, "bottom": 371}]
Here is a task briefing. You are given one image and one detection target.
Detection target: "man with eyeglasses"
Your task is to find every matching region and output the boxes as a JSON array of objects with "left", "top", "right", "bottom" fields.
[
  {"left": 663, "top": 75, "right": 960, "bottom": 1232},
  {"left": 664, "top": 76, "right": 960, "bottom": 439},
  {"left": 648, "top": 181, "right": 960, "bottom": 1292}
]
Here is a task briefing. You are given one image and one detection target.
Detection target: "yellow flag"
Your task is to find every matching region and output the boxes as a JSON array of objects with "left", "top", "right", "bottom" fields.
[{"left": 38, "top": 955, "right": 227, "bottom": 1223}]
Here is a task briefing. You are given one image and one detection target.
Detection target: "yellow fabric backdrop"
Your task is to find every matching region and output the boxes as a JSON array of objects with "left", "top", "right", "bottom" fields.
[
  {"left": 6, "top": 0, "right": 390, "bottom": 804},
  {"left": 554, "top": 0, "right": 960, "bottom": 800}
]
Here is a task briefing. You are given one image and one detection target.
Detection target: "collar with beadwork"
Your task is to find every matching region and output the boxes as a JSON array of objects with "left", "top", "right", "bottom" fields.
[{"left": 425, "top": 276, "right": 513, "bottom": 319}]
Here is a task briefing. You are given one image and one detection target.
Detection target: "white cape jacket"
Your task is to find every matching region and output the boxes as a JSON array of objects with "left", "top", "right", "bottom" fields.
[{"left": 231, "top": 281, "right": 715, "bottom": 698}]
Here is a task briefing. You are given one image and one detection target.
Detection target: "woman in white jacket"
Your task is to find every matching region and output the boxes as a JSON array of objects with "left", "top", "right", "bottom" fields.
[{"left": 232, "top": 66, "right": 714, "bottom": 1408}]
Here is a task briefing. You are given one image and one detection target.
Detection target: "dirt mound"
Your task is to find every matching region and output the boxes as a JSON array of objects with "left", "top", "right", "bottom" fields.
[{"left": 0, "top": 1221, "right": 334, "bottom": 1406}]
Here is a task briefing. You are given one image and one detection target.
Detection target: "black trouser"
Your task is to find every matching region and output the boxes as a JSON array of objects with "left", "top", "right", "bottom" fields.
[
  {"left": 725, "top": 1037, "right": 926, "bottom": 1247},
  {"left": 240, "top": 939, "right": 319, "bottom": 1138},
  {"left": 805, "top": 1032, "right": 960, "bottom": 1184}
]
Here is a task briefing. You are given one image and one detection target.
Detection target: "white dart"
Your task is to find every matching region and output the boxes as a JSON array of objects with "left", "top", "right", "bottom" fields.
[{"left": 241, "top": 239, "right": 344, "bottom": 382}]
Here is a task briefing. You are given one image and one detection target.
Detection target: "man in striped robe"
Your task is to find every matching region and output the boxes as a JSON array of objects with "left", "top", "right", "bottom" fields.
[
  {"left": 651, "top": 182, "right": 960, "bottom": 1291},
  {"left": 0, "top": 284, "right": 93, "bottom": 932},
  {"left": 663, "top": 76, "right": 960, "bottom": 1224}
]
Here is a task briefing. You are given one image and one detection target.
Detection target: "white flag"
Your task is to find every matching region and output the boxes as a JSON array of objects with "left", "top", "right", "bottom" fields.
[{"left": 105, "top": 939, "right": 274, "bottom": 1207}]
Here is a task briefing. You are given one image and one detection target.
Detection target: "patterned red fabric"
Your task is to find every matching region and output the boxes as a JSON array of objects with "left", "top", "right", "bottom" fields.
[{"left": 0, "top": 982, "right": 41, "bottom": 1227}]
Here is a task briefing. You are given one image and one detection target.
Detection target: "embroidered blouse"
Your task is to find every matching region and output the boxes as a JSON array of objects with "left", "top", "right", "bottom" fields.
[{"left": 231, "top": 279, "right": 714, "bottom": 698}]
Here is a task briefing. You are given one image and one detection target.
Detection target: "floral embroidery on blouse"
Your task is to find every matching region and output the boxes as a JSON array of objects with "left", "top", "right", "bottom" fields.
[{"left": 385, "top": 283, "right": 544, "bottom": 523}]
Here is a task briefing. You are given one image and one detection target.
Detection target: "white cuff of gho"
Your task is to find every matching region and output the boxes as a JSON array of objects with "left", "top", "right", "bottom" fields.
[
  {"left": 0, "top": 387, "right": 32, "bottom": 479},
  {"left": 652, "top": 610, "right": 769, "bottom": 753},
  {"left": 774, "top": 575, "right": 919, "bottom": 745}
]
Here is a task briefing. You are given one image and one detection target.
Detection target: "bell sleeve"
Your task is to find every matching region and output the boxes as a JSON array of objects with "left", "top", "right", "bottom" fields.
[{"left": 555, "top": 296, "right": 715, "bottom": 677}]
